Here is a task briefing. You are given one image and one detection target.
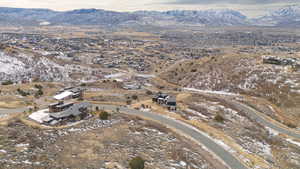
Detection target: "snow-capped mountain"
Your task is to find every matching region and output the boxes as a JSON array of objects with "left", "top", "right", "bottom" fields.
[
  {"left": 144, "top": 9, "right": 248, "bottom": 26},
  {"left": 272, "top": 5, "right": 300, "bottom": 17},
  {"left": 0, "top": 7, "right": 248, "bottom": 27},
  {"left": 253, "top": 5, "right": 300, "bottom": 26},
  {"left": 0, "top": 6, "right": 299, "bottom": 27}
]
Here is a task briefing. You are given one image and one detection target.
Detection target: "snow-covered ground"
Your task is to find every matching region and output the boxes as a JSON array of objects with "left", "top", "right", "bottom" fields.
[
  {"left": 286, "top": 138, "right": 300, "bottom": 147},
  {"left": 0, "top": 52, "right": 104, "bottom": 82},
  {"left": 185, "top": 108, "right": 209, "bottom": 119},
  {"left": 183, "top": 87, "right": 238, "bottom": 96},
  {"left": 29, "top": 109, "right": 50, "bottom": 123},
  {"left": 104, "top": 73, "right": 126, "bottom": 79},
  {"left": 0, "top": 52, "right": 26, "bottom": 74}
]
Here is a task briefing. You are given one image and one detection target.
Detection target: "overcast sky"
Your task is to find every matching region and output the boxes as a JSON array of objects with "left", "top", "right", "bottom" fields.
[{"left": 0, "top": 0, "right": 299, "bottom": 17}]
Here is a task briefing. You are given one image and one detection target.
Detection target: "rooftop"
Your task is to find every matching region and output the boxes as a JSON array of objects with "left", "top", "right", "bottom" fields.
[{"left": 50, "top": 102, "right": 91, "bottom": 119}]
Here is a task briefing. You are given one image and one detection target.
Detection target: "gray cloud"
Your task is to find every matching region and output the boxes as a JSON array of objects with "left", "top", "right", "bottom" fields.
[{"left": 168, "top": 0, "right": 299, "bottom": 5}]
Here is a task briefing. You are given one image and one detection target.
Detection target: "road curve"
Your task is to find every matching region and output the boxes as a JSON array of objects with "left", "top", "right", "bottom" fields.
[
  {"left": 95, "top": 104, "right": 249, "bottom": 169},
  {"left": 0, "top": 107, "right": 29, "bottom": 117},
  {"left": 0, "top": 104, "right": 248, "bottom": 169},
  {"left": 183, "top": 88, "right": 300, "bottom": 139},
  {"left": 229, "top": 100, "right": 300, "bottom": 139}
]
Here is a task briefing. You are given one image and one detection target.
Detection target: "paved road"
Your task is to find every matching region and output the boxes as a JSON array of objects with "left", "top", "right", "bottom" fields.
[
  {"left": 0, "top": 103, "right": 249, "bottom": 168},
  {"left": 184, "top": 88, "right": 300, "bottom": 139},
  {"left": 95, "top": 104, "right": 249, "bottom": 169},
  {"left": 0, "top": 103, "right": 253, "bottom": 169},
  {"left": 229, "top": 100, "right": 300, "bottom": 139},
  {"left": 0, "top": 107, "right": 29, "bottom": 117}
]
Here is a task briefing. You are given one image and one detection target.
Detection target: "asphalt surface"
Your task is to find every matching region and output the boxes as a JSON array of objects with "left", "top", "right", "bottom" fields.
[
  {"left": 0, "top": 107, "right": 29, "bottom": 117},
  {"left": 6, "top": 100, "right": 297, "bottom": 169},
  {"left": 95, "top": 104, "right": 249, "bottom": 169},
  {"left": 184, "top": 88, "right": 300, "bottom": 139},
  {"left": 0, "top": 104, "right": 249, "bottom": 168},
  {"left": 230, "top": 100, "right": 300, "bottom": 139}
]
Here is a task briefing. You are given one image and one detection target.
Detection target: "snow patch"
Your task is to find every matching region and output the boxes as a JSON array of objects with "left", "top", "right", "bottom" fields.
[
  {"left": 186, "top": 108, "right": 208, "bottom": 119},
  {"left": 286, "top": 139, "right": 300, "bottom": 147},
  {"left": 184, "top": 87, "right": 238, "bottom": 96},
  {"left": 29, "top": 109, "right": 50, "bottom": 123}
]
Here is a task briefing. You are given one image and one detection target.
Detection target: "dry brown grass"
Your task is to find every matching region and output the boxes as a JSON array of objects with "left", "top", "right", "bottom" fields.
[{"left": 131, "top": 98, "right": 272, "bottom": 169}]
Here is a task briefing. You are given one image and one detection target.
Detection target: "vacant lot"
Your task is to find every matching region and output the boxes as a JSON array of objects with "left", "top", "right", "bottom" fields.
[{"left": 0, "top": 114, "right": 224, "bottom": 169}]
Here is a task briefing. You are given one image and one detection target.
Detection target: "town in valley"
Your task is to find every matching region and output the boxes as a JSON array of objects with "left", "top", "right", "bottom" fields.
[{"left": 0, "top": 3, "right": 300, "bottom": 169}]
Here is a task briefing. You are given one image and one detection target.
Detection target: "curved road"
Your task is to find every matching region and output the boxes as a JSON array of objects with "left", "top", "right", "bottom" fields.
[
  {"left": 183, "top": 88, "right": 300, "bottom": 139},
  {"left": 0, "top": 107, "right": 29, "bottom": 118},
  {"left": 95, "top": 104, "right": 248, "bottom": 169},
  {"left": 0, "top": 104, "right": 249, "bottom": 169},
  {"left": 229, "top": 100, "right": 300, "bottom": 139}
]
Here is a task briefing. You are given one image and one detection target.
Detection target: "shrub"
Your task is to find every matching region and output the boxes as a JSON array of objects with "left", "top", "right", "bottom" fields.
[
  {"left": 34, "top": 84, "right": 43, "bottom": 90},
  {"left": 286, "top": 122, "right": 297, "bottom": 129},
  {"left": 158, "top": 86, "right": 165, "bottom": 90},
  {"left": 129, "top": 156, "right": 145, "bottom": 169},
  {"left": 214, "top": 114, "right": 225, "bottom": 123},
  {"left": 191, "top": 69, "right": 197, "bottom": 72},
  {"left": 126, "top": 100, "right": 132, "bottom": 105},
  {"left": 2, "top": 80, "right": 13, "bottom": 85},
  {"left": 146, "top": 90, "right": 152, "bottom": 95},
  {"left": 17, "top": 88, "right": 30, "bottom": 97},
  {"left": 34, "top": 89, "right": 44, "bottom": 98},
  {"left": 99, "top": 111, "right": 110, "bottom": 120},
  {"left": 132, "top": 95, "right": 138, "bottom": 100}
]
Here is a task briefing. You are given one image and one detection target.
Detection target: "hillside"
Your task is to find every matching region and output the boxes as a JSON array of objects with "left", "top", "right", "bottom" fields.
[
  {"left": 0, "top": 7, "right": 249, "bottom": 27},
  {"left": 253, "top": 5, "right": 300, "bottom": 27},
  {"left": 160, "top": 53, "right": 300, "bottom": 126}
]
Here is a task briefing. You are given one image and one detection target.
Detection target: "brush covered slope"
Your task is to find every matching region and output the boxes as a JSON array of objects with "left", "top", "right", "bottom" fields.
[{"left": 160, "top": 53, "right": 300, "bottom": 127}]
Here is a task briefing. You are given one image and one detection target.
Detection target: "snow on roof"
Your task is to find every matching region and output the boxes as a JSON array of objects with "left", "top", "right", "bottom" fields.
[
  {"left": 53, "top": 91, "right": 73, "bottom": 100},
  {"left": 29, "top": 109, "right": 51, "bottom": 123}
]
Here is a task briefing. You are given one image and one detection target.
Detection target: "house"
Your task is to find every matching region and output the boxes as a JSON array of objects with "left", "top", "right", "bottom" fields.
[
  {"left": 53, "top": 87, "right": 84, "bottom": 100},
  {"left": 30, "top": 102, "right": 91, "bottom": 125},
  {"left": 152, "top": 93, "right": 177, "bottom": 111},
  {"left": 262, "top": 56, "right": 300, "bottom": 67},
  {"left": 48, "top": 102, "right": 63, "bottom": 112},
  {"left": 53, "top": 91, "right": 74, "bottom": 100},
  {"left": 49, "top": 102, "right": 91, "bottom": 124},
  {"left": 152, "top": 93, "right": 169, "bottom": 104},
  {"left": 69, "top": 87, "right": 84, "bottom": 99},
  {"left": 166, "top": 96, "right": 177, "bottom": 111},
  {"left": 49, "top": 101, "right": 74, "bottom": 113}
]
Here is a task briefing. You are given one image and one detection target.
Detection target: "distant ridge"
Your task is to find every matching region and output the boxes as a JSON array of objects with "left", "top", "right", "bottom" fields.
[
  {"left": 252, "top": 5, "right": 300, "bottom": 27},
  {"left": 0, "top": 6, "right": 298, "bottom": 27}
]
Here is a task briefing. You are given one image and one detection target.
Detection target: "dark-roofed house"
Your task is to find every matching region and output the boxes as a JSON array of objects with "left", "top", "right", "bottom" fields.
[
  {"left": 166, "top": 96, "right": 177, "bottom": 111},
  {"left": 152, "top": 93, "right": 169, "bottom": 104},
  {"left": 166, "top": 97, "right": 176, "bottom": 105},
  {"left": 152, "top": 92, "right": 177, "bottom": 111}
]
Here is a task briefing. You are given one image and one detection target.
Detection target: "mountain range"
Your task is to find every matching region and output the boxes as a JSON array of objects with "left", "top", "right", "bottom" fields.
[{"left": 0, "top": 5, "right": 299, "bottom": 27}]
